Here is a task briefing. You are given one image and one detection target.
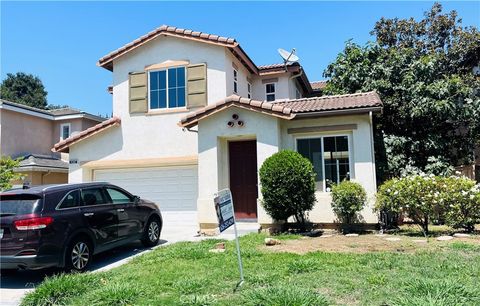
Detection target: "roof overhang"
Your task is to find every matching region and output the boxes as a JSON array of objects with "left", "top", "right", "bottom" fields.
[
  {"left": 14, "top": 166, "right": 69, "bottom": 173},
  {"left": 178, "top": 95, "right": 295, "bottom": 129}
]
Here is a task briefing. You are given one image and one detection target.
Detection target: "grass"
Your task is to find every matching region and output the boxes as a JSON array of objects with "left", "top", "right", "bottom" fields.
[{"left": 22, "top": 233, "right": 480, "bottom": 306}]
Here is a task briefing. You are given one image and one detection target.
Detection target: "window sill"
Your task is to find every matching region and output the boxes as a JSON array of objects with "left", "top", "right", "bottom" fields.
[{"left": 146, "top": 107, "right": 189, "bottom": 116}]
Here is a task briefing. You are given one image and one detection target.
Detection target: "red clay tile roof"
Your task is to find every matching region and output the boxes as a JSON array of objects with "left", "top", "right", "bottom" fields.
[
  {"left": 179, "top": 95, "right": 295, "bottom": 128},
  {"left": 310, "top": 80, "right": 328, "bottom": 91},
  {"left": 52, "top": 117, "right": 121, "bottom": 153},
  {"left": 274, "top": 91, "right": 383, "bottom": 113},
  {"left": 179, "top": 91, "right": 382, "bottom": 128}
]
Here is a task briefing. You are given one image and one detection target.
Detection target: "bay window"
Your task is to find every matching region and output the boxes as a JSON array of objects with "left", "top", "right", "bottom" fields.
[
  {"left": 297, "top": 135, "right": 350, "bottom": 192},
  {"left": 149, "top": 66, "right": 186, "bottom": 109}
]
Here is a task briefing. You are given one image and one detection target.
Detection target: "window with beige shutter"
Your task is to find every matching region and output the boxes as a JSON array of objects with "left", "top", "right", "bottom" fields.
[{"left": 129, "top": 72, "right": 148, "bottom": 113}]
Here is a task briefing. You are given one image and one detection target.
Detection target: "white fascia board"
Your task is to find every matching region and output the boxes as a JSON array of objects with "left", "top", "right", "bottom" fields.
[{"left": 0, "top": 103, "right": 54, "bottom": 120}]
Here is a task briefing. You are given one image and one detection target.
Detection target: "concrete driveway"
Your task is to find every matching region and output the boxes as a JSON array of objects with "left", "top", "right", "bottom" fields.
[{"left": 0, "top": 211, "right": 258, "bottom": 306}]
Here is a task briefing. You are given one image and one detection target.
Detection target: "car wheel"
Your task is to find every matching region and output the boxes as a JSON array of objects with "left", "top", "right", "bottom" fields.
[
  {"left": 65, "top": 237, "right": 92, "bottom": 272},
  {"left": 142, "top": 217, "right": 161, "bottom": 247}
]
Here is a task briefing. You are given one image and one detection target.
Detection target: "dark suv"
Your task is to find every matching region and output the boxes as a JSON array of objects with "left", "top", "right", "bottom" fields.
[{"left": 0, "top": 182, "right": 162, "bottom": 272}]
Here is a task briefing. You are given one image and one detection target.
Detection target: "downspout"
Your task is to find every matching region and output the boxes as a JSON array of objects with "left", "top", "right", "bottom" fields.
[{"left": 369, "top": 111, "right": 377, "bottom": 188}]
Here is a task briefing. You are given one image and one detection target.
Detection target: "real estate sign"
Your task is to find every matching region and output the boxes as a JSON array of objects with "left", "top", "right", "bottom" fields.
[{"left": 214, "top": 189, "right": 235, "bottom": 232}]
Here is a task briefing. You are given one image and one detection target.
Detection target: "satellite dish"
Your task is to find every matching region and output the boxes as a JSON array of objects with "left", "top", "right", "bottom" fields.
[{"left": 278, "top": 48, "right": 299, "bottom": 64}]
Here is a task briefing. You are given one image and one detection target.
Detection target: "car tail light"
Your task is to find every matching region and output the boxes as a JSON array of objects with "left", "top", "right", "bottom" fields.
[{"left": 14, "top": 216, "right": 53, "bottom": 230}]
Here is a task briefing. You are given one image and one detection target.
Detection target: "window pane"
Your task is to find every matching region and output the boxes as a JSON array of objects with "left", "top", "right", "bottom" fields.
[
  {"left": 176, "top": 67, "right": 185, "bottom": 87},
  {"left": 106, "top": 188, "right": 131, "bottom": 204},
  {"left": 59, "top": 190, "right": 80, "bottom": 209},
  {"left": 266, "top": 94, "right": 275, "bottom": 102},
  {"left": 150, "top": 90, "right": 159, "bottom": 109},
  {"left": 266, "top": 83, "right": 275, "bottom": 93},
  {"left": 150, "top": 71, "right": 159, "bottom": 90},
  {"left": 323, "top": 136, "right": 350, "bottom": 191},
  {"left": 159, "top": 70, "right": 166, "bottom": 90},
  {"left": 234, "top": 81, "right": 238, "bottom": 93},
  {"left": 177, "top": 87, "right": 186, "bottom": 107},
  {"left": 169, "top": 88, "right": 177, "bottom": 108},
  {"left": 297, "top": 138, "right": 323, "bottom": 191},
  {"left": 168, "top": 68, "right": 177, "bottom": 87},
  {"left": 62, "top": 126, "right": 70, "bottom": 139},
  {"left": 159, "top": 89, "right": 167, "bottom": 108},
  {"left": 81, "top": 188, "right": 107, "bottom": 206}
]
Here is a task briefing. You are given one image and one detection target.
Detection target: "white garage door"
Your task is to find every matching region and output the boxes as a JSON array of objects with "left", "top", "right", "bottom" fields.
[{"left": 93, "top": 166, "right": 198, "bottom": 211}]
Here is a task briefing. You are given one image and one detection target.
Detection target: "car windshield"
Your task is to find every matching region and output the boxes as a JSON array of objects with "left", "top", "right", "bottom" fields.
[{"left": 0, "top": 194, "right": 42, "bottom": 216}]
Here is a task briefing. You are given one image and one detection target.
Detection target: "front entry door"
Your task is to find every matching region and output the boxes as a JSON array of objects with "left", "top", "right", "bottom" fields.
[{"left": 229, "top": 140, "right": 258, "bottom": 219}]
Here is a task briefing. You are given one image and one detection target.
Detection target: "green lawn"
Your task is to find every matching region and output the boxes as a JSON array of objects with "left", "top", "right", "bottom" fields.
[{"left": 22, "top": 233, "right": 480, "bottom": 306}]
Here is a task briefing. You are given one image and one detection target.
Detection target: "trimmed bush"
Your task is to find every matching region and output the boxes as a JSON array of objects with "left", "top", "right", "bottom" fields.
[
  {"left": 331, "top": 181, "right": 367, "bottom": 227},
  {"left": 259, "top": 150, "right": 316, "bottom": 228},
  {"left": 376, "top": 174, "right": 480, "bottom": 234}
]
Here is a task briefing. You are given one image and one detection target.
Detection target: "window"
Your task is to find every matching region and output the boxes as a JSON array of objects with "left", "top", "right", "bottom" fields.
[
  {"left": 247, "top": 82, "right": 251, "bottom": 98},
  {"left": 105, "top": 188, "right": 132, "bottom": 204},
  {"left": 60, "top": 123, "right": 71, "bottom": 140},
  {"left": 297, "top": 135, "right": 350, "bottom": 192},
  {"left": 81, "top": 188, "right": 108, "bottom": 206},
  {"left": 58, "top": 190, "right": 80, "bottom": 209},
  {"left": 266, "top": 83, "right": 276, "bottom": 101},
  {"left": 233, "top": 69, "right": 238, "bottom": 93},
  {"left": 149, "top": 66, "right": 186, "bottom": 110}
]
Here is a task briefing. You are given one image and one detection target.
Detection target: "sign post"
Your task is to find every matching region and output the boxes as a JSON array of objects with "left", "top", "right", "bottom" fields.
[{"left": 214, "top": 189, "right": 244, "bottom": 289}]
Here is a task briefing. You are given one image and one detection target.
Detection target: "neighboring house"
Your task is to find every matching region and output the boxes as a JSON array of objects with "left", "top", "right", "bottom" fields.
[
  {"left": 53, "top": 25, "right": 383, "bottom": 231},
  {"left": 0, "top": 99, "right": 104, "bottom": 186}
]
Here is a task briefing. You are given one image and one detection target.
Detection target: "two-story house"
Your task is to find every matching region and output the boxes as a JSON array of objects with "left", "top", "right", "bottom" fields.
[
  {"left": 0, "top": 99, "right": 104, "bottom": 186},
  {"left": 53, "top": 25, "right": 383, "bottom": 232}
]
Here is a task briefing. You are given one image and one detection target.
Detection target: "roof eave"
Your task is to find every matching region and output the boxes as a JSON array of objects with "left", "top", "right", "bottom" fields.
[{"left": 293, "top": 106, "right": 383, "bottom": 119}]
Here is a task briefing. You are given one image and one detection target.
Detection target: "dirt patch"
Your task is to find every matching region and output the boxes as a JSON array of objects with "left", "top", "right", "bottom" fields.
[{"left": 262, "top": 234, "right": 480, "bottom": 254}]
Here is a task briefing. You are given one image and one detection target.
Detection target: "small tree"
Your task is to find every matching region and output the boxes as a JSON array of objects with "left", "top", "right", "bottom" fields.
[
  {"left": 331, "top": 181, "right": 367, "bottom": 232},
  {"left": 0, "top": 157, "right": 23, "bottom": 191},
  {"left": 259, "top": 150, "right": 316, "bottom": 230}
]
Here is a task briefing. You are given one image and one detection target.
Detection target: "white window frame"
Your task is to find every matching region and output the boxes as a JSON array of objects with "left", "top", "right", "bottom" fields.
[
  {"left": 60, "top": 123, "right": 71, "bottom": 140},
  {"left": 233, "top": 68, "right": 238, "bottom": 94},
  {"left": 247, "top": 82, "right": 251, "bottom": 98},
  {"left": 265, "top": 82, "right": 276, "bottom": 101},
  {"left": 147, "top": 66, "right": 187, "bottom": 111},
  {"left": 294, "top": 133, "right": 353, "bottom": 192}
]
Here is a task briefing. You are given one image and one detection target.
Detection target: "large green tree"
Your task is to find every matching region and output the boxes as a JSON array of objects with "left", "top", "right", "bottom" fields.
[
  {"left": 323, "top": 3, "right": 480, "bottom": 181},
  {"left": 0, "top": 72, "right": 48, "bottom": 109}
]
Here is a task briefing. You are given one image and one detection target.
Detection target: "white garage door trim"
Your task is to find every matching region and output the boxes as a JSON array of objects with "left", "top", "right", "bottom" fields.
[{"left": 93, "top": 165, "right": 198, "bottom": 211}]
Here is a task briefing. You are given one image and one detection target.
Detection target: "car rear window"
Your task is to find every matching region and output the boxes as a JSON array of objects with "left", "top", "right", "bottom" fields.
[{"left": 0, "top": 194, "right": 42, "bottom": 216}]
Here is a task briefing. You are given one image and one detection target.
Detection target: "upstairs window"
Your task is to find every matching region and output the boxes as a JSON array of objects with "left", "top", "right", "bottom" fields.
[
  {"left": 297, "top": 135, "right": 350, "bottom": 192},
  {"left": 233, "top": 69, "right": 238, "bottom": 93},
  {"left": 60, "top": 123, "right": 71, "bottom": 140},
  {"left": 247, "top": 82, "right": 251, "bottom": 98},
  {"left": 266, "top": 83, "right": 276, "bottom": 101},
  {"left": 149, "top": 67, "right": 186, "bottom": 109}
]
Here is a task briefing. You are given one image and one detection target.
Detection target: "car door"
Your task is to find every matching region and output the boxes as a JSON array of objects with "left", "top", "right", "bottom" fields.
[
  {"left": 80, "top": 187, "right": 118, "bottom": 248},
  {"left": 104, "top": 187, "right": 143, "bottom": 241}
]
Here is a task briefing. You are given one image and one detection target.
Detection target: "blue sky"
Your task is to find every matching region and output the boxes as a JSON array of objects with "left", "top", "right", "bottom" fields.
[{"left": 1, "top": 1, "right": 479, "bottom": 116}]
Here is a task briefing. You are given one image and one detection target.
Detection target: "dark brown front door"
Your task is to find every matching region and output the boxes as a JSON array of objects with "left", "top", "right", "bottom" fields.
[{"left": 229, "top": 140, "right": 258, "bottom": 220}]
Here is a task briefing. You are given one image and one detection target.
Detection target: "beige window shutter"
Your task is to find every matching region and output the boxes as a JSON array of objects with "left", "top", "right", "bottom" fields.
[
  {"left": 187, "top": 63, "right": 207, "bottom": 108},
  {"left": 129, "top": 71, "right": 147, "bottom": 113}
]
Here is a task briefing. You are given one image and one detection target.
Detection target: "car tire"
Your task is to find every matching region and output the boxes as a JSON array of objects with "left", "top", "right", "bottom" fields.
[
  {"left": 141, "top": 217, "right": 161, "bottom": 247},
  {"left": 65, "top": 236, "right": 92, "bottom": 272}
]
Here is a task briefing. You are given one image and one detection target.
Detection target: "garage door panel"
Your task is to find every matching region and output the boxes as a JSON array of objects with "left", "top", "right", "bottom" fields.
[{"left": 93, "top": 166, "right": 198, "bottom": 211}]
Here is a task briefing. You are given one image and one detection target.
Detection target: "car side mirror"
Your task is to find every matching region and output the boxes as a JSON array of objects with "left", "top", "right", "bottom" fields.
[{"left": 133, "top": 196, "right": 140, "bottom": 204}]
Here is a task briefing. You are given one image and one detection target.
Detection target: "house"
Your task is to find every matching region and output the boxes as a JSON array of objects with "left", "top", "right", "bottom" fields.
[
  {"left": 0, "top": 99, "right": 104, "bottom": 186},
  {"left": 52, "top": 25, "right": 383, "bottom": 232}
]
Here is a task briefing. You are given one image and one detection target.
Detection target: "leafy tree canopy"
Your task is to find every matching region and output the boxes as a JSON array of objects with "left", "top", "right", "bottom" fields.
[
  {"left": 323, "top": 3, "right": 480, "bottom": 180},
  {"left": 1, "top": 72, "right": 48, "bottom": 109}
]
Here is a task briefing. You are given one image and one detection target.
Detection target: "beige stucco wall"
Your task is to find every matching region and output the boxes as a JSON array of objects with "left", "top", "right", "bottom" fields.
[
  {"left": 13, "top": 171, "right": 68, "bottom": 186},
  {"left": 196, "top": 108, "right": 378, "bottom": 228},
  {"left": 0, "top": 109, "right": 54, "bottom": 157}
]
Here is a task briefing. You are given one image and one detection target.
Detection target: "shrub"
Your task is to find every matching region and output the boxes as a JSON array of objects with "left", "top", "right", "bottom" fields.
[
  {"left": 259, "top": 150, "right": 316, "bottom": 228},
  {"left": 331, "top": 181, "right": 367, "bottom": 226},
  {"left": 376, "top": 174, "right": 480, "bottom": 234},
  {"left": 440, "top": 176, "right": 480, "bottom": 232}
]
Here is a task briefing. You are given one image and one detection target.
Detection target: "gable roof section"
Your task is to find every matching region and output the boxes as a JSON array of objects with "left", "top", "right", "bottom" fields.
[
  {"left": 179, "top": 95, "right": 295, "bottom": 129},
  {"left": 179, "top": 91, "right": 382, "bottom": 128},
  {"left": 52, "top": 116, "right": 121, "bottom": 153},
  {"left": 98, "top": 25, "right": 258, "bottom": 74},
  {"left": 310, "top": 80, "right": 328, "bottom": 91}
]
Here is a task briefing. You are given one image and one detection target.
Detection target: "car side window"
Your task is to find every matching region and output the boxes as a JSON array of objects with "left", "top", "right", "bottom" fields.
[
  {"left": 105, "top": 188, "right": 132, "bottom": 205},
  {"left": 81, "top": 188, "right": 108, "bottom": 206},
  {"left": 58, "top": 190, "right": 80, "bottom": 209}
]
